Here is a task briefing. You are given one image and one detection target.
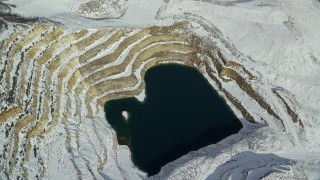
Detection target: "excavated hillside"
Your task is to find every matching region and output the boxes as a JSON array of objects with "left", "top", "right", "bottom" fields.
[{"left": 0, "top": 17, "right": 312, "bottom": 179}]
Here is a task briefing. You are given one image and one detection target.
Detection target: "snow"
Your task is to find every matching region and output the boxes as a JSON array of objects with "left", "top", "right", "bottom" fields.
[
  {"left": 135, "top": 89, "right": 145, "bottom": 102},
  {"left": 275, "top": 152, "right": 320, "bottom": 180},
  {"left": 1, "top": 0, "right": 320, "bottom": 179},
  {"left": 9, "top": 0, "right": 71, "bottom": 17},
  {"left": 122, "top": 111, "right": 128, "bottom": 120},
  {"left": 8, "top": 0, "right": 165, "bottom": 28},
  {"left": 8, "top": 0, "right": 128, "bottom": 19}
]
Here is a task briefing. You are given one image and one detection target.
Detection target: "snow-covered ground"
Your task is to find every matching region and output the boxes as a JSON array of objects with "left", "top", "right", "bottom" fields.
[
  {"left": 9, "top": 0, "right": 128, "bottom": 19},
  {"left": 1, "top": 0, "right": 320, "bottom": 179}
]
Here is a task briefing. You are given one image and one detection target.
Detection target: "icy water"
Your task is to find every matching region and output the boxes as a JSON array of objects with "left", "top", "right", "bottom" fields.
[{"left": 104, "top": 64, "right": 242, "bottom": 176}]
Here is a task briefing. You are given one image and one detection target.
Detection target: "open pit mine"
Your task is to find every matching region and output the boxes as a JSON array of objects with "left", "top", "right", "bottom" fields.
[{"left": 0, "top": 0, "right": 319, "bottom": 179}]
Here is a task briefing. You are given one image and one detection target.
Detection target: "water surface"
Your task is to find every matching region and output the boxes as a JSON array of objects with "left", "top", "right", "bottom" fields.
[{"left": 104, "top": 64, "right": 242, "bottom": 176}]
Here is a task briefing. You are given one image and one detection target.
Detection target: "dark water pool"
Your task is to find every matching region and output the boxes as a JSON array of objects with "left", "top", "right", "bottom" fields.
[{"left": 104, "top": 64, "right": 242, "bottom": 176}]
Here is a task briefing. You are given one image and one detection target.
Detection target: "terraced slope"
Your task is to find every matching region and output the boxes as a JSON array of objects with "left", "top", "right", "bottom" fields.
[{"left": 0, "top": 21, "right": 306, "bottom": 179}]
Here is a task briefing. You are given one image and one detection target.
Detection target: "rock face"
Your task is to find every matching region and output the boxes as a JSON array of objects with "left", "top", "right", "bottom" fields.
[{"left": 0, "top": 0, "right": 319, "bottom": 179}]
